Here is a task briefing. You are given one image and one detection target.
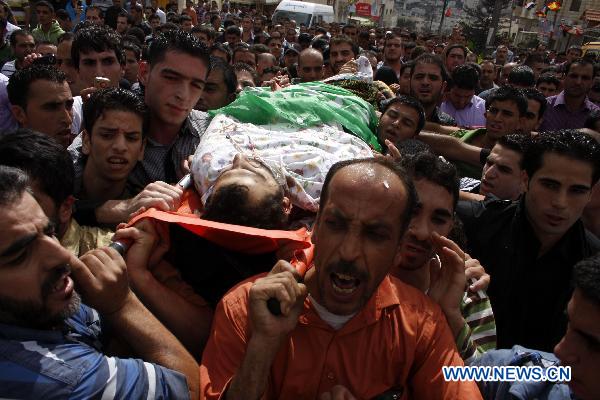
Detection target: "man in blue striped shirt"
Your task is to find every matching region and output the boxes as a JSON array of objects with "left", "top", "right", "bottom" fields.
[{"left": 0, "top": 165, "right": 198, "bottom": 399}]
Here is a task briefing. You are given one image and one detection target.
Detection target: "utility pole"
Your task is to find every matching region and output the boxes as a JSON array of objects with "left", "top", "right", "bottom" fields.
[
  {"left": 438, "top": 0, "right": 450, "bottom": 35},
  {"left": 486, "top": 0, "right": 504, "bottom": 46}
]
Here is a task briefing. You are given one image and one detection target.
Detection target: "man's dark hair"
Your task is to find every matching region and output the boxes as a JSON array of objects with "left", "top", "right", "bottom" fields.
[
  {"left": 329, "top": 35, "right": 358, "bottom": 58},
  {"left": 449, "top": 63, "right": 479, "bottom": 91},
  {"left": 0, "top": 129, "right": 73, "bottom": 206},
  {"left": 319, "top": 158, "right": 417, "bottom": 237},
  {"left": 480, "top": 58, "right": 495, "bottom": 68},
  {"left": 117, "top": 9, "right": 131, "bottom": 23},
  {"left": 540, "top": 66, "right": 559, "bottom": 76},
  {"left": 210, "top": 42, "right": 232, "bottom": 63},
  {"left": 232, "top": 62, "right": 258, "bottom": 85},
  {"left": 411, "top": 53, "right": 449, "bottom": 82},
  {"left": 192, "top": 26, "right": 217, "bottom": 40},
  {"left": 486, "top": 85, "right": 528, "bottom": 117},
  {"left": 403, "top": 41, "right": 416, "bottom": 50},
  {"left": 573, "top": 254, "right": 600, "bottom": 306},
  {"left": 497, "top": 134, "right": 531, "bottom": 169},
  {"left": 9, "top": 29, "right": 32, "bottom": 48},
  {"left": 7, "top": 65, "right": 66, "bottom": 110},
  {"left": 179, "top": 14, "right": 192, "bottom": 23},
  {"left": 209, "top": 57, "right": 237, "bottom": 95},
  {"left": 232, "top": 43, "right": 255, "bottom": 62},
  {"left": 584, "top": 109, "right": 600, "bottom": 130},
  {"left": 35, "top": 0, "right": 54, "bottom": 13},
  {"left": 72, "top": 20, "right": 95, "bottom": 33},
  {"left": 72, "top": 25, "right": 124, "bottom": 69},
  {"left": 341, "top": 24, "right": 356, "bottom": 34},
  {"left": 0, "top": 165, "right": 30, "bottom": 206},
  {"left": 523, "top": 52, "right": 545, "bottom": 67},
  {"left": 536, "top": 73, "right": 560, "bottom": 89},
  {"left": 380, "top": 95, "right": 426, "bottom": 135},
  {"left": 36, "top": 39, "right": 54, "bottom": 48},
  {"left": 410, "top": 46, "right": 427, "bottom": 60},
  {"left": 83, "top": 87, "right": 147, "bottom": 135},
  {"left": 203, "top": 184, "right": 287, "bottom": 230},
  {"left": 523, "top": 130, "right": 600, "bottom": 185},
  {"left": 400, "top": 150, "right": 459, "bottom": 209},
  {"left": 265, "top": 35, "right": 282, "bottom": 47},
  {"left": 507, "top": 65, "right": 535, "bottom": 88},
  {"left": 147, "top": 30, "right": 210, "bottom": 67},
  {"left": 130, "top": 3, "right": 143, "bottom": 14},
  {"left": 311, "top": 37, "right": 328, "bottom": 53},
  {"left": 56, "top": 9, "right": 69, "bottom": 20},
  {"left": 374, "top": 66, "right": 398, "bottom": 86},
  {"left": 225, "top": 25, "right": 241, "bottom": 37},
  {"left": 57, "top": 31, "right": 74, "bottom": 44},
  {"left": 159, "top": 22, "right": 179, "bottom": 33},
  {"left": 521, "top": 87, "right": 547, "bottom": 119},
  {"left": 445, "top": 44, "right": 467, "bottom": 60},
  {"left": 298, "top": 32, "right": 312, "bottom": 44},
  {"left": 400, "top": 61, "right": 413, "bottom": 75},
  {"left": 85, "top": 5, "right": 104, "bottom": 18},
  {"left": 122, "top": 40, "right": 141, "bottom": 60},
  {"left": 166, "top": 12, "right": 179, "bottom": 24},
  {"left": 210, "top": 13, "right": 220, "bottom": 24},
  {"left": 125, "top": 27, "right": 145, "bottom": 47},
  {"left": 251, "top": 43, "right": 269, "bottom": 54},
  {"left": 564, "top": 58, "right": 594, "bottom": 76}
]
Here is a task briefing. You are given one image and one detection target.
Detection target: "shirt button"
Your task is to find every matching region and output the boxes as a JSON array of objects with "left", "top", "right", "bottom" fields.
[{"left": 327, "top": 372, "right": 334, "bottom": 380}]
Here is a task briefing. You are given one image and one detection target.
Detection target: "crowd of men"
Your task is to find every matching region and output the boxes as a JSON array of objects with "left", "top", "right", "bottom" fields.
[{"left": 0, "top": 0, "right": 599, "bottom": 399}]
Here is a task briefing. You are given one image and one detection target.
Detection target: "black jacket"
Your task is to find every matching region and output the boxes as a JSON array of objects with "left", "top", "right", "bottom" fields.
[{"left": 457, "top": 196, "right": 600, "bottom": 351}]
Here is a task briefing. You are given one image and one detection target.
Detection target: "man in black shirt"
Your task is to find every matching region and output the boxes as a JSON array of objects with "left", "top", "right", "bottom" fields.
[{"left": 457, "top": 130, "right": 600, "bottom": 352}]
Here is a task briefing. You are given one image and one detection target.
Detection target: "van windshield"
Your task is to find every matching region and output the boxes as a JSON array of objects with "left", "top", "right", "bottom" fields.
[{"left": 272, "top": 10, "right": 312, "bottom": 27}]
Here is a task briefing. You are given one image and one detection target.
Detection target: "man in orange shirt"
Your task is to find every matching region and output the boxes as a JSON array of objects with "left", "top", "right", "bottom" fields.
[{"left": 200, "top": 157, "right": 482, "bottom": 399}]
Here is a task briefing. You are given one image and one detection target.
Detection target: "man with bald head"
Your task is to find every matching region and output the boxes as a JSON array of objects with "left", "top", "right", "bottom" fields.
[
  {"left": 256, "top": 52, "right": 277, "bottom": 76},
  {"left": 200, "top": 158, "right": 483, "bottom": 399},
  {"left": 297, "top": 48, "right": 324, "bottom": 83}
]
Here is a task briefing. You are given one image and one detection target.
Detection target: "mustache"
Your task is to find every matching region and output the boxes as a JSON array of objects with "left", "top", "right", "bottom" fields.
[
  {"left": 408, "top": 236, "right": 431, "bottom": 248},
  {"left": 41, "top": 264, "right": 71, "bottom": 299},
  {"left": 327, "top": 260, "right": 369, "bottom": 282}
]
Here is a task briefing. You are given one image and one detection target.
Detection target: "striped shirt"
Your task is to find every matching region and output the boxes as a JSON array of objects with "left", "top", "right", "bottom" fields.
[
  {"left": 0, "top": 304, "right": 190, "bottom": 399},
  {"left": 127, "top": 110, "right": 211, "bottom": 192},
  {"left": 456, "top": 289, "right": 497, "bottom": 365}
]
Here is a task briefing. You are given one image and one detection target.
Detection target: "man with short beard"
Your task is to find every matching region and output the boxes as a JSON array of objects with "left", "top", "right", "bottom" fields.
[
  {"left": 478, "top": 59, "right": 498, "bottom": 93},
  {"left": 377, "top": 32, "right": 402, "bottom": 78},
  {"left": 0, "top": 166, "right": 199, "bottom": 399},
  {"left": 328, "top": 35, "right": 358, "bottom": 76},
  {"left": 539, "top": 58, "right": 599, "bottom": 131},
  {"left": 409, "top": 54, "right": 456, "bottom": 126}
]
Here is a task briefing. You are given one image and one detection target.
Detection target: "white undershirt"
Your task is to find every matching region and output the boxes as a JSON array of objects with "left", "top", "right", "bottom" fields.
[{"left": 308, "top": 294, "right": 356, "bottom": 330}]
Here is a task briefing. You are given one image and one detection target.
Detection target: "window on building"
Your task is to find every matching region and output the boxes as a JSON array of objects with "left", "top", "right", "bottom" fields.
[{"left": 570, "top": 0, "right": 582, "bottom": 12}]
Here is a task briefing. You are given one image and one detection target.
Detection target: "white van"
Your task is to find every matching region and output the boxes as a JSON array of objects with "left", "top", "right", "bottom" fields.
[{"left": 272, "top": 1, "right": 335, "bottom": 27}]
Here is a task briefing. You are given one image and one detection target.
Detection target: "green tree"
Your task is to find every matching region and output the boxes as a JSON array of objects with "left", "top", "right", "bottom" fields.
[
  {"left": 397, "top": 16, "right": 417, "bottom": 31},
  {"left": 460, "top": 0, "right": 510, "bottom": 54}
]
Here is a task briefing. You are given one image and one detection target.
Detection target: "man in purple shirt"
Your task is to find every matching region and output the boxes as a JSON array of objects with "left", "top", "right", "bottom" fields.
[
  {"left": 440, "top": 64, "right": 486, "bottom": 128},
  {"left": 539, "top": 58, "right": 599, "bottom": 132}
]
